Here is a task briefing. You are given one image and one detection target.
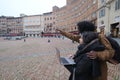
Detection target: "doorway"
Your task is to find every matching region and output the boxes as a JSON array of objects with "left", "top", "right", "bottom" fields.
[{"left": 110, "top": 22, "right": 119, "bottom": 37}]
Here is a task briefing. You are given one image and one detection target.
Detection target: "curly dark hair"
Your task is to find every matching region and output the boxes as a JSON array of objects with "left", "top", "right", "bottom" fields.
[{"left": 77, "top": 21, "right": 96, "bottom": 33}]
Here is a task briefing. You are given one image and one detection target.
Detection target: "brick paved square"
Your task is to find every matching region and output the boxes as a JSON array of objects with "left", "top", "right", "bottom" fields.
[
  {"left": 0, "top": 37, "right": 77, "bottom": 80},
  {"left": 0, "top": 37, "right": 120, "bottom": 80}
]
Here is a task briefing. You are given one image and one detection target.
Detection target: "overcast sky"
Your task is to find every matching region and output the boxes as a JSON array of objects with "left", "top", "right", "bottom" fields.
[{"left": 0, "top": 0, "right": 66, "bottom": 17}]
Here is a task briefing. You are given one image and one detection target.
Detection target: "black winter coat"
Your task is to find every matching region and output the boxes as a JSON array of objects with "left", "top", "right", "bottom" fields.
[{"left": 68, "top": 32, "right": 105, "bottom": 80}]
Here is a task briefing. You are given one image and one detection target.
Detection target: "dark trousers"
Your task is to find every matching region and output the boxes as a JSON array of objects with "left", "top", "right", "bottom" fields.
[
  {"left": 64, "top": 65, "right": 74, "bottom": 73},
  {"left": 64, "top": 65, "right": 76, "bottom": 80}
]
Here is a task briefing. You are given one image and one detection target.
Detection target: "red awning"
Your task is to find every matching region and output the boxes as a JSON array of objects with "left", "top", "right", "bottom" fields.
[
  {"left": 42, "top": 33, "right": 60, "bottom": 36},
  {"left": 9, "top": 33, "right": 17, "bottom": 36}
]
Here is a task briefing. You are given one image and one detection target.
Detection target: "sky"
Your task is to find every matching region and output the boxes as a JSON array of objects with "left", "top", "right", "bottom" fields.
[{"left": 0, "top": 0, "right": 66, "bottom": 17}]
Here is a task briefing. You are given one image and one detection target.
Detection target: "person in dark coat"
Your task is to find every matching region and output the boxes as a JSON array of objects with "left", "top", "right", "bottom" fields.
[
  {"left": 65, "top": 31, "right": 105, "bottom": 80},
  {"left": 24, "top": 39, "right": 26, "bottom": 42}
]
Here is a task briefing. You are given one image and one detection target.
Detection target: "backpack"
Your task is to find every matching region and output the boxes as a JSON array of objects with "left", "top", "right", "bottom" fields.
[{"left": 106, "top": 37, "right": 120, "bottom": 65}]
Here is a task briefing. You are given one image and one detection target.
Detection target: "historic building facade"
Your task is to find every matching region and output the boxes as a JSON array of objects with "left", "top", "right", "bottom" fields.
[
  {"left": 54, "top": 0, "right": 98, "bottom": 34},
  {"left": 0, "top": 16, "right": 23, "bottom": 36},
  {"left": 0, "top": 16, "right": 7, "bottom": 36},
  {"left": 1, "top": 0, "right": 120, "bottom": 38},
  {"left": 42, "top": 12, "right": 56, "bottom": 34},
  {"left": 108, "top": 0, "right": 120, "bottom": 37},
  {"left": 23, "top": 15, "right": 43, "bottom": 37},
  {"left": 97, "top": 0, "right": 120, "bottom": 37},
  {"left": 7, "top": 17, "right": 23, "bottom": 36}
]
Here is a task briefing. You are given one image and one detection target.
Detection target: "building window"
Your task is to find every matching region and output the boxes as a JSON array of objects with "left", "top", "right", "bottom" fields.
[
  {"left": 101, "top": 0, "right": 105, "bottom": 4},
  {"left": 53, "top": 22, "right": 55, "bottom": 24},
  {"left": 101, "top": 20, "right": 104, "bottom": 25},
  {"left": 50, "top": 17, "right": 52, "bottom": 20},
  {"left": 99, "top": 8, "right": 105, "bottom": 18},
  {"left": 93, "top": 0, "right": 96, "bottom": 4},
  {"left": 115, "top": 0, "right": 120, "bottom": 10},
  {"left": 44, "top": 18, "right": 46, "bottom": 21},
  {"left": 92, "top": 12, "right": 96, "bottom": 18}
]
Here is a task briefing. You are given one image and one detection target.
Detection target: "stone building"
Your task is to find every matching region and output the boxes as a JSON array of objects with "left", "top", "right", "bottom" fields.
[
  {"left": 42, "top": 12, "right": 56, "bottom": 36},
  {"left": 54, "top": 0, "right": 98, "bottom": 34},
  {"left": 0, "top": 16, "right": 23, "bottom": 36},
  {"left": 23, "top": 15, "right": 42, "bottom": 37},
  {"left": 0, "top": 16, "right": 7, "bottom": 36},
  {"left": 7, "top": 17, "right": 23, "bottom": 36},
  {"left": 97, "top": 0, "right": 120, "bottom": 37}
]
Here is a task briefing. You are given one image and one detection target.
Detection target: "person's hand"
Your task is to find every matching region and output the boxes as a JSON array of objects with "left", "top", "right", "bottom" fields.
[
  {"left": 86, "top": 51, "right": 97, "bottom": 59},
  {"left": 68, "top": 54, "right": 74, "bottom": 59}
]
